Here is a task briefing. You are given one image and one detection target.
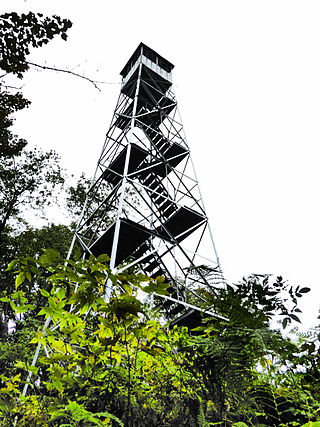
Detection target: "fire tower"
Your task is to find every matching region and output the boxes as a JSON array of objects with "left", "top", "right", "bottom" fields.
[{"left": 71, "top": 43, "right": 224, "bottom": 326}]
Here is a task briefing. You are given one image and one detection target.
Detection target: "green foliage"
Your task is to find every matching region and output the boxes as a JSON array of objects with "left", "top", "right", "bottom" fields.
[
  {"left": 8, "top": 224, "right": 74, "bottom": 259},
  {"left": 0, "top": 10, "right": 72, "bottom": 162},
  {"left": 0, "top": 224, "right": 73, "bottom": 346},
  {"left": 173, "top": 274, "right": 318, "bottom": 426},
  {"left": 50, "top": 400, "right": 124, "bottom": 426},
  {"left": 1, "top": 252, "right": 200, "bottom": 425},
  {"left": 66, "top": 173, "right": 91, "bottom": 219},
  {"left": 232, "top": 423, "right": 249, "bottom": 427},
  {"left": 0, "top": 148, "right": 65, "bottom": 234},
  {"left": 66, "top": 173, "right": 115, "bottom": 228},
  {"left": 0, "top": 11, "right": 71, "bottom": 159},
  {"left": 1, "top": 251, "right": 319, "bottom": 426},
  {"left": 0, "top": 9, "right": 72, "bottom": 233},
  {"left": 210, "top": 274, "right": 309, "bottom": 329},
  {"left": 301, "top": 423, "right": 320, "bottom": 427},
  {"left": 0, "top": 12, "right": 72, "bottom": 78},
  {"left": 0, "top": 91, "right": 30, "bottom": 158}
]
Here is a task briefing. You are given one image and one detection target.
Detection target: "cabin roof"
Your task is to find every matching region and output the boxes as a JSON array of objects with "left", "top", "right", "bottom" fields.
[{"left": 120, "top": 42, "right": 174, "bottom": 77}]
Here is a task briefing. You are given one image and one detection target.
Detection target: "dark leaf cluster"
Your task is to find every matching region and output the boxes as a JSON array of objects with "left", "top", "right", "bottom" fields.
[
  {"left": 210, "top": 274, "right": 310, "bottom": 329},
  {"left": 0, "top": 12, "right": 72, "bottom": 78},
  {"left": 0, "top": 91, "right": 30, "bottom": 158},
  {"left": 0, "top": 147, "right": 65, "bottom": 237}
]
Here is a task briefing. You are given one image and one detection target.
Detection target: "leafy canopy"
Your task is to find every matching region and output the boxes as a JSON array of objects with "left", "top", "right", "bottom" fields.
[{"left": 0, "top": 12, "right": 72, "bottom": 78}]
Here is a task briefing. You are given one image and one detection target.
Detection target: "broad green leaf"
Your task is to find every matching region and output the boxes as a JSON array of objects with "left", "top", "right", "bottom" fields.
[
  {"left": 11, "top": 373, "right": 21, "bottom": 383},
  {"left": 56, "top": 287, "right": 66, "bottom": 300},
  {"left": 40, "top": 288, "right": 50, "bottom": 297},
  {"left": 52, "top": 378, "right": 63, "bottom": 392},
  {"left": 5, "top": 259, "right": 18, "bottom": 271},
  {"left": 142, "top": 278, "right": 169, "bottom": 295},
  {"left": 96, "top": 253, "right": 110, "bottom": 263},
  {"left": 39, "top": 248, "right": 61, "bottom": 266},
  {"left": 15, "top": 271, "right": 26, "bottom": 288}
]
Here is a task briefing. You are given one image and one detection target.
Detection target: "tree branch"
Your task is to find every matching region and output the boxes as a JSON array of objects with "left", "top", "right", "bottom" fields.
[
  {"left": 0, "top": 82, "right": 24, "bottom": 91},
  {"left": 26, "top": 61, "right": 103, "bottom": 91}
]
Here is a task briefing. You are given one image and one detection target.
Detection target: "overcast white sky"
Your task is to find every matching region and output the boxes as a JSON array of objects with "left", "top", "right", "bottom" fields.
[{"left": 2, "top": 1, "right": 320, "bottom": 329}]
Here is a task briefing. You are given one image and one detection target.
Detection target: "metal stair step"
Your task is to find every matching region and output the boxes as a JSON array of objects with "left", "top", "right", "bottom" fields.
[
  {"left": 143, "top": 175, "right": 155, "bottom": 186},
  {"left": 149, "top": 181, "right": 161, "bottom": 191},
  {"left": 155, "top": 141, "right": 171, "bottom": 153},
  {"left": 159, "top": 204, "right": 177, "bottom": 220},
  {"left": 169, "top": 304, "right": 186, "bottom": 316},
  {"left": 162, "top": 292, "right": 178, "bottom": 309},
  {"left": 163, "top": 299, "right": 175, "bottom": 309},
  {"left": 133, "top": 242, "right": 150, "bottom": 259},
  {"left": 151, "top": 194, "right": 166, "bottom": 205},
  {"left": 141, "top": 253, "right": 154, "bottom": 264},
  {"left": 144, "top": 260, "right": 160, "bottom": 273}
]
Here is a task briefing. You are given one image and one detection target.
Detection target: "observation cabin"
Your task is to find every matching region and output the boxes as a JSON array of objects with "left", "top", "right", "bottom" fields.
[{"left": 120, "top": 42, "right": 174, "bottom": 88}]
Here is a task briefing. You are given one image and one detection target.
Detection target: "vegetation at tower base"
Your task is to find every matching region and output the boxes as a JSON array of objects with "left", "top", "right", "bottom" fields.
[{"left": 0, "top": 251, "right": 319, "bottom": 426}]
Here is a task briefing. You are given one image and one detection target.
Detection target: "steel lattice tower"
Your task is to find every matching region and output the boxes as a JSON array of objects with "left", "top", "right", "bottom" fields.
[{"left": 70, "top": 43, "right": 225, "bottom": 327}]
